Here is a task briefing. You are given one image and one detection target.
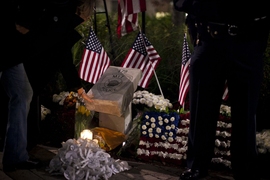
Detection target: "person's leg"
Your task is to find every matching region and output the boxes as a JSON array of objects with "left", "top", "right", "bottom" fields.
[
  {"left": 228, "top": 38, "right": 266, "bottom": 179},
  {"left": 186, "top": 38, "right": 227, "bottom": 175},
  {"left": 1, "top": 63, "right": 33, "bottom": 166},
  {"left": 0, "top": 82, "right": 9, "bottom": 151},
  {"left": 27, "top": 92, "right": 41, "bottom": 151}
]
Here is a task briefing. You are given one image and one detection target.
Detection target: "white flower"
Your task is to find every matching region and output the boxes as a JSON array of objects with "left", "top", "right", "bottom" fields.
[
  {"left": 227, "top": 123, "right": 232, "bottom": 128},
  {"left": 139, "top": 140, "right": 145, "bottom": 145},
  {"left": 220, "top": 104, "right": 231, "bottom": 116},
  {"left": 181, "top": 119, "right": 190, "bottom": 126},
  {"left": 142, "top": 125, "right": 147, "bottom": 130},
  {"left": 133, "top": 98, "right": 140, "bottom": 104},
  {"left": 137, "top": 148, "right": 143, "bottom": 155},
  {"left": 175, "top": 136, "right": 182, "bottom": 143},
  {"left": 132, "top": 91, "right": 172, "bottom": 111},
  {"left": 215, "top": 139, "right": 221, "bottom": 147},
  {"left": 161, "top": 135, "right": 167, "bottom": 140},
  {"left": 151, "top": 123, "right": 156, "bottom": 128},
  {"left": 165, "top": 125, "right": 171, "bottom": 131},
  {"left": 168, "top": 132, "right": 174, "bottom": 137},
  {"left": 139, "top": 98, "right": 146, "bottom": 104},
  {"left": 145, "top": 150, "right": 150, "bottom": 156},
  {"left": 156, "top": 127, "right": 162, "bottom": 134},
  {"left": 168, "top": 137, "right": 174, "bottom": 142},
  {"left": 164, "top": 118, "right": 169, "bottom": 123},
  {"left": 41, "top": 105, "right": 51, "bottom": 120},
  {"left": 182, "top": 140, "right": 188, "bottom": 146},
  {"left": 150, "top": 117, "right": 156, "bottom": 122},
  {"left": 179, "top": 147, "right": 187, "bottom": 153},
  {"left": 146, "top": 101, "right": 154, "bottom": 107},
  {"left": 158, "top": 121, "right": 163, "bottom": 126},
  {"left": 182, "top": 128, "right": 189, "bottom": 134}
]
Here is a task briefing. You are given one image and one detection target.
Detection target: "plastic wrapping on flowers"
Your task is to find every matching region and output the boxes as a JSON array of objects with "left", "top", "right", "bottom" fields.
[
  {"left": 47, "top": 138, "right": 131, "bottom": 180},
  {"left": 75, "top": 99, "right": 95, "bottom": 139}
]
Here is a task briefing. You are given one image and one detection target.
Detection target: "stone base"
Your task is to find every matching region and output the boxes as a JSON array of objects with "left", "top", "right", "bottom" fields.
[
  {"left": 85, "top": 66, "right": 142, "bottom": 117},
  {"left": 99, "top": 103, "right": 132, "bottom": 134}
]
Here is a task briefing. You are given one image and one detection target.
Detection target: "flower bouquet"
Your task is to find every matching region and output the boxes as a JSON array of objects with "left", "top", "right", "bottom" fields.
[{"left": 75, "top": 98, "right": 95, "bottom": 139}]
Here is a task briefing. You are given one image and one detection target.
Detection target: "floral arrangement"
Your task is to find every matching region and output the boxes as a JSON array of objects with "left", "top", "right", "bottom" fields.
[
  {"left": 212, "top": 109, "right": 232, "bottom": 168},
  {"left": 131, "top": 90, "right": 188, "bottom": 164},
  {"left": 256, "top": 129, "right": 270, "bottom": 154},
  {"left": 52, "top": 91, "right": 71, "bottom": 105},
  {"left": 132, "top": 90, "right": 173, "bottom": 112},
  {"left": 51, "top": 91, "right": 95, "bottom": 139},
  {"left": 137, "top": 111, "right": 188, "bottom": 165},
  {"left": 135, "top": 100, "right": 233, "bottom": 167},
  {"left": 47, "top": 138, "right": 131, "bottom": 180}
]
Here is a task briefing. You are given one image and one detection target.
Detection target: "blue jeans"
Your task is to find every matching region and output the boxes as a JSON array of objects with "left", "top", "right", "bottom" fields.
[{"left": 0, "top": 63, "right": 33, "bottom": 165}]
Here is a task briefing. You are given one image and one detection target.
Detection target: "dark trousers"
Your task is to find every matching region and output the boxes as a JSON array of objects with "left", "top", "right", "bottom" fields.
[{"left": 186, "top": 25, "right": 268, "bottom": 179}]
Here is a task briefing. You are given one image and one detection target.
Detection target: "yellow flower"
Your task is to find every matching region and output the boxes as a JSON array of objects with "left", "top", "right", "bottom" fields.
[{"left": 77, "top": 105, "right": 89, "bottom": 115}]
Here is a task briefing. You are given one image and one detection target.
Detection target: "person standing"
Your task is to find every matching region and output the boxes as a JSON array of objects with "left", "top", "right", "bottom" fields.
[
  {"left": 15, "top": 0, "right": 94, "bottom": 149},
  {"left": 0, "top": 0, "right": 41, "bottom": 172},
  {"left": 174, "top": 0, "right": 270, "bottom": 179}
]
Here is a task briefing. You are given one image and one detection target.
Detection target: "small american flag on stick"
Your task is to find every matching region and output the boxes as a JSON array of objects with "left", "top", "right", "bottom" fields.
[
  {"left": 178, "top": 33, "right": 191, "bottom": 106},
  {"left": 79, "top": 28, "right": 111, "bottom": 84},
  {"left": 121, "top": 32, "right": 161, "bottom": 88}
]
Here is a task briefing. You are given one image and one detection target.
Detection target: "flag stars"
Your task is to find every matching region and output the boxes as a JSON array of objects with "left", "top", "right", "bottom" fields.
[
  {"left": 132, "top": 33, "right": 152, "bottom": 56},
  {"left": 86, "top": 30, "right": 102, "bottom": 54}
]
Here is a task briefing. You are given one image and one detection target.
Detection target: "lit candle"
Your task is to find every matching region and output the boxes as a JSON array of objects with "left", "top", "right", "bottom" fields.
[{"left": 80, "top": 129, "right": 93, "bottom": 140}]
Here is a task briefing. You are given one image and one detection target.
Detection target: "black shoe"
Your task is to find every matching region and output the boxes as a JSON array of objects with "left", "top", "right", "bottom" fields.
[
  {"left": 3, "top": 158, "right": 42, "bottom": 172},
  {"left": 179, "top": 168, "right": 208, "bottom": 180}
]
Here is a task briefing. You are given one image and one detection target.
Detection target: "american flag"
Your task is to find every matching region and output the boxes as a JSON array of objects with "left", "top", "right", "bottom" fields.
[
  {"left": 178, "top": 33, "right": 191, "bottom": 106},
  {"left": 79, "top": 28, "right": 111, "bottom": 84},
  {"left": 117, "top": 0, "right": 146, "bottom": 38},
  {"left": 121, "top": 32, "right": 161, "bottom": 88}
]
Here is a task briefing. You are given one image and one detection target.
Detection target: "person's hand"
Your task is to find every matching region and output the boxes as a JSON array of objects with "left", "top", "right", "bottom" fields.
[
  {"left": 77, "top": 88, "right": 93, "bottom": 103},
  {"left": 15, "top": 24, "right": 29, "bottom": 34},
  {"left": 81, "top": 91, "right": 94, "bottom": 103}
]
